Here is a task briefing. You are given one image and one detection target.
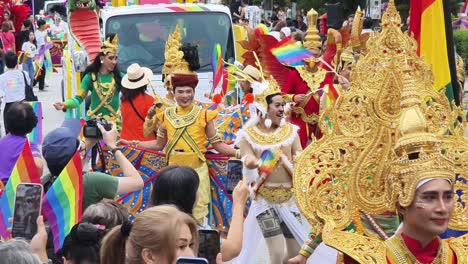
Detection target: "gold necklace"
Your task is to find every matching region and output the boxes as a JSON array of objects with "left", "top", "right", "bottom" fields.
[
  {"left": 96, "top": 74, "right": 116, "bottom": 97},
  {"left": 386, "top": 235, "right": 448, "bottom": 264}
]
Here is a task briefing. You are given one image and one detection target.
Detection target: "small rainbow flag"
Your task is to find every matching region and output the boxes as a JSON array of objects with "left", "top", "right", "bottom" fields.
[
  {"left": 258, "top": 150, "right": 277, "bottom": 176},
  {"left": 17, "top": 52, "right": 28, "bottom": 64},
  {"left": 212, "top": 44, "right": 223, "bottom": 91},
  {"left": 42, "top": 152, "right": 83, "bottom": 251},
  {"left": 222, "top": 66, "right": 237, "bottom": 106},
  {"left": 271, "top": 38, "right": 316, "bottom": 67},
  {"left": 27, "top": 102, "right": 43, "bottom": 145},
  {"left": 0, "top": 141, "right": 41, "bottom": 238}
]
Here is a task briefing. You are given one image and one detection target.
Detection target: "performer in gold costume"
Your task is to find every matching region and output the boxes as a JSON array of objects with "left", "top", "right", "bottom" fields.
[
  {"left": 232, "top": 71, "right": 310, "bottom": 263},
  {"left": 136, "top": 26, "right": 237, "bottom": 224},
  {"left": 291, "top": 1, "right": 468, "bottom": 263},
  {"left": 282, "top": 9, "right": 327, "bottom": 148}
]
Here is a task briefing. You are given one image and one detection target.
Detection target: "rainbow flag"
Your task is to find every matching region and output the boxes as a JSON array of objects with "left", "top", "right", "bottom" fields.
[
  {"left": 271, "top": 38, "right": 315, "bottom": 67},
  {"left": 27, "top": 102, "right": 43, "bottom": 145},
  {"left": 212, "top": 44, "right": 223, "bottom": 91},
  {"left": 222, "top": 66, "right": 237, "bottom": 106},
  {"left": 0, "top": 141, "right": 41, "bottom": 238},
  {"left": 42, "top": 152, "right": 83, "bottom": 251},
  {"left": 410, "top": 0, "right": 460, "bottom": 104}
]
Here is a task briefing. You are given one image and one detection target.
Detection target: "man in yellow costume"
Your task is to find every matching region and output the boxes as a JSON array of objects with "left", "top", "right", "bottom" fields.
[{"left": 137, "top": 26, "right": 238, "bottom": 223}]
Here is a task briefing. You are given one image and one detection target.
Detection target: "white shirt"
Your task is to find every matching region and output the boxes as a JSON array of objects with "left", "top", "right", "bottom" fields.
[
  {"left": 21, "top": 42, "right": 37, "bottom": 58},
  {"left": 35, "top": 30, "right": 47, "bottom": 48},
  {"left": 245, "top": 6, "right": 262, "bottom": 29},
  {"left": 0, "top": 69, "right": 31, "bottom": 103}
]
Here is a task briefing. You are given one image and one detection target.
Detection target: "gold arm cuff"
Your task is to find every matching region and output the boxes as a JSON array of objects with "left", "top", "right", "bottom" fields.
[
  {"left": 157, "top": 127, "right": 167, "bottom": 138},
  {"left": 208, "top": 134, "right": 222, "bottom": 144}
]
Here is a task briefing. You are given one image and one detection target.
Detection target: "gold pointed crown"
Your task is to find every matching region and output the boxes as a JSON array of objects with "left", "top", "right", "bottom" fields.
[
  {"left": 337, "top": 46, "right": 355, "bottom": 73},
  {"left": 162, "top": 25, "right": 194, "bottom": 77},
  {"left": 304, "top": 8, "right": 322, "bottom": 54},
  {"left": 101, "top": 34, "right": 119, "bottom": 55},
  {"left": 386, "top": 63, "right": 455, "bottom": 209},
  {"left": 350, "top": 6, "right": 363, "bottom": 49},
  {"left": 252, "top": 77, "right": 282, "bottom": 115}
]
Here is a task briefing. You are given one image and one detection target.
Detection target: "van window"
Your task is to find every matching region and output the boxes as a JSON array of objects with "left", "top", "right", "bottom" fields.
[{"left": 106, "top": 12, "right": 235, "bottom": 74}]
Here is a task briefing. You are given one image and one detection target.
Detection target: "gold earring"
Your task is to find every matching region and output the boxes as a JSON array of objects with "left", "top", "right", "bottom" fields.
[{"left": 100, "top": 60, "right": 103, "bottom": 63}]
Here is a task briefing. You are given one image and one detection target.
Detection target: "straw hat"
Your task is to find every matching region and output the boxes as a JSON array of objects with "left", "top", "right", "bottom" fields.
[
  {"left": 242, "top": 65, "right": 261, "bottom": 82},
  {"left": 122, "top": 63, "right": 154, "bottom": 89}
]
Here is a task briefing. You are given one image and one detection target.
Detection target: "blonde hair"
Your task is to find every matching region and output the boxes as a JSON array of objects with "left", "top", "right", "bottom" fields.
[{"left": 100, "top": 205, "right": 199, "bottom": 264}]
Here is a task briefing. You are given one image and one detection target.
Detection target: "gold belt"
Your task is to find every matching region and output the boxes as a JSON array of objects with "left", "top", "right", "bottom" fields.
[
  {"left": 257, "top": 186, "right": 293, "bottom": 204},
  {"left": 292, "top": 107, "right": 319, "bottom": 125},
  {"left": 168, "top": 152, "right": 204, "bottom": 168}
]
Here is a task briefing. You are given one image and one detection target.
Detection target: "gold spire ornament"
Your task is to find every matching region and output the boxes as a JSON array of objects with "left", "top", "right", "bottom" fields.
[
  {"left": 293, "top": 0, "right": 468, "bottom": 233},
  {"left": 162, "top": 25, "right": 195, "bottom": 76},
  {"left": 100, "top": 34, "right": 119, "bottom": 55},
  {"left": 303, "top": 8, "right": 322, "bottom": 54}
]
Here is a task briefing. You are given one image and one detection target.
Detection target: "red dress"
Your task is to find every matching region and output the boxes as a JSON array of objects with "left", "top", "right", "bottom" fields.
[
  {"left": 120, "top": 93, "right": 156, "bottom": 141},
  {"left": 282, "top": 68, "right": 322, "bottom": 148}
]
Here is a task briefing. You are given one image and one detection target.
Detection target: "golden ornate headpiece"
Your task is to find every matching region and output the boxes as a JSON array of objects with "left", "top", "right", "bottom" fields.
[
  {"left": 252, "top": 77, "right": 282, "bottom": 115},
  {"left": 100, "top": 34, "right": 119, "bottom": 55},
  {"left": 386, "top": 64, "right": 455, "bottom": 209},
  {"left": 304, "top": 8, "right": 322, "bottom": 54},
  {"left": 164, "top": 25, "right": 194, "bottom": 77},
  {"left": 337, "top": 46, "right": 355, "bottom": 73},
  {"left": 293, "top": 0, "right": 468, "bottom": 233}
]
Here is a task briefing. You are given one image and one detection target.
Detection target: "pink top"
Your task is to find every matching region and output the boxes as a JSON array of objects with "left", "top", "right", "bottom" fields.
[{"left": 0, "top": 31, "right": 15, "bottom": 51}]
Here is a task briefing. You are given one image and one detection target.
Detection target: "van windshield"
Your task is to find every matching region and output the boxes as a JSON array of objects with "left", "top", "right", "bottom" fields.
[{"left": 106, "top": 12, "right": 235, "bottom": 74}]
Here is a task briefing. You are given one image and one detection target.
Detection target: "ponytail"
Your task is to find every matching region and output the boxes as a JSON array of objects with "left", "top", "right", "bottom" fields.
[{"left": 100, "top": 224, "right": 127, "bottom": 264}]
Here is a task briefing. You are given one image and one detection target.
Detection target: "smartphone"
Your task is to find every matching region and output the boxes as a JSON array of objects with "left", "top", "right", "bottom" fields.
[
  {"left": 198, "top": 229, "right": 220, "bottom": 264},
  {"left": 0, "top": 37, "right": 3, "bottom": 50},
  {"left": 227, "top": 159, "right": 243, "bottom": 194},
  {"left": 176, "top": 257, "right": 209, "bottom": 264},
  {"left": 11, "top": 183, "right": 43, "bottom": 240}
]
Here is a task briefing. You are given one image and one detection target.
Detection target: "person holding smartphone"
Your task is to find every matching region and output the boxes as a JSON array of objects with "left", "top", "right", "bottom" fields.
[
  {"left": 233, "top": 76, "right": 308, "bottom": 263},
  {"left": 150, "top": 166, "right": 250, "bottom": 262}
]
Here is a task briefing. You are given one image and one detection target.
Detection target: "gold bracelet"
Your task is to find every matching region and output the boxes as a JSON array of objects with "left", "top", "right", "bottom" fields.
[
  {"left": 208, "top": 134, "right": 222, "bottom": 144},
  {"left": 235, "top": 149, "right": 241, "bottom": 159},
  {"left": 157, "top": 127, "right": 166, "bottom": 138}
]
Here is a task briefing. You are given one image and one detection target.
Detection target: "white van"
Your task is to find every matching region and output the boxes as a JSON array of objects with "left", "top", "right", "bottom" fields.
[{"left": 100, "top": 3, "right": 236, "bottom": 101}]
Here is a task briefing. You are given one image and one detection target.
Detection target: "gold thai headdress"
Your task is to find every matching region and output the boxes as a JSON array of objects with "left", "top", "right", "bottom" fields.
[
  {"left": 164, "top": 25, "right": 194, "bottom": 76},
  {"left": 303, "top": 8, "right": 322, "bottom": 55},
  {"left": 336, "top": 46, "right": 355, "bottom": 73},
  {"left": 248, "top": 53, "right": 281, "bottom": 115},
  {"left": 385, "top": 63, "right": 455, "bottom": 209},
  {"left": 293, "top": 0, "right": 468, "bottom": 233},
  {"left": 101, "top": 34, "right": 119, "bottom": 55}
]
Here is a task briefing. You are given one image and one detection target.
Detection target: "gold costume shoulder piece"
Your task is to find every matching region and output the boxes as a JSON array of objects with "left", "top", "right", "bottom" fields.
[
  {"left": 447, "top": 234, "right": 468, "bottom": 263},
  {"left": 294, "top": 0, "right": 468, "bottom": 234},
  {"left": 296, "top": 66, "right": 327, "bottom": 92},
  {"left": 322, "top": 221, "right": 387, "bottom": 264},
  {"left": 242, "top": 123, "right": 298, "bottom": 150},
  {"left": 164, "top": 105, "right": 202, "bottom": 129}
]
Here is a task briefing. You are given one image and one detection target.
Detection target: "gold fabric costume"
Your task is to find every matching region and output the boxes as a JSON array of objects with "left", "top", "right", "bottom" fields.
[{"left": 293, "top": 0, "right": 468, "bottom": 256}]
